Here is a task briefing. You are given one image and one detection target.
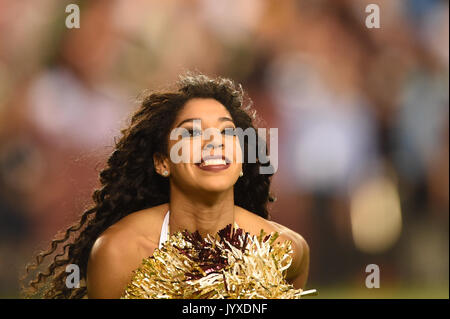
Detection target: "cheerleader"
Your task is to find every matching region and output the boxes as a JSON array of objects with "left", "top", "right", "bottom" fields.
[{"left": 23, "top": 73, "right": 309, "bottom": 299}]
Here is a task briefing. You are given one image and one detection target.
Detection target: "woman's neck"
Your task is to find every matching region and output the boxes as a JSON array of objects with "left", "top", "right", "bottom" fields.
[{"left": 168, "top": 185, "right": 235, "bottom": 237}]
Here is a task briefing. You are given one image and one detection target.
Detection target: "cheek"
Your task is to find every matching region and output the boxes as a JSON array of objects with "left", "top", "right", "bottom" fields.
[
  {"left": 192, "top": 138, "right": 203, "bottom": 163},
  {"left": 168, "top": 138, "right": 201, "bottom": 164},
  {"left": 168, "top": 163, "right": 197, "bottom": 187},
  {"left": 223, "top": 136, "right": 243, "bottom": 164},
  {"left": 235, "top": 140, "right": 243, "bottom": 163}
]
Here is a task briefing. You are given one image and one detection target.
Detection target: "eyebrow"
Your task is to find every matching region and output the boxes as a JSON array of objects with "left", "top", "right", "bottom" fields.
[{"left": 176, "top": 117, "right": 234, "bottom": 127}]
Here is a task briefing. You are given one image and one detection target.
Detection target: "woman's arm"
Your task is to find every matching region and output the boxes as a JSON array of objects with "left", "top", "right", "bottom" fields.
[
  {"left": 270, "top": 221, "right": 310, "bottom": 290},
  {"left": 286, "top": 235, "right": 310, "bottom": 290}
]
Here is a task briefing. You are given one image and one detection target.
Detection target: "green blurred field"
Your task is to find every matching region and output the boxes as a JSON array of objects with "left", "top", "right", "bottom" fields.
[{"left": 307, "top": 284, "right": 449, "bottom": 299}]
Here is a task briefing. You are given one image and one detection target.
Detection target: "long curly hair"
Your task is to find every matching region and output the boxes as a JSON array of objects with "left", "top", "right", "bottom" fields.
[{"left": 21, "top": 73, "right": 275, "bottom": 298}]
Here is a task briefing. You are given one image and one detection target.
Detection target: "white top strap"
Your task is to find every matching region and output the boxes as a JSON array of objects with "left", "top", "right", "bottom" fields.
[
  {"left": 158, "top": 210, "right": 239, "bottom": 249},
  {"left": 158, "top": 210, "right": 170, "bottom": 249}
]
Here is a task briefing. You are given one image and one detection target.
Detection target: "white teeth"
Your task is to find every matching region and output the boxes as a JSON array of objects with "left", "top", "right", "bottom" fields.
[{"left": 202, "top": 158, "right": 227, "bottom": 166}]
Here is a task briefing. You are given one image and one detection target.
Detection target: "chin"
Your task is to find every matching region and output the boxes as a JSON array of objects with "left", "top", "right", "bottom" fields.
[{"left": 197, "top": 177, "right": 237, "bottom": 193}]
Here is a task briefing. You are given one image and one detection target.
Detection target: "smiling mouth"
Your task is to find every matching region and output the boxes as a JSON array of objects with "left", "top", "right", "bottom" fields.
[{"left": 195, "top": 155, "right": 231, "bottom": 171}]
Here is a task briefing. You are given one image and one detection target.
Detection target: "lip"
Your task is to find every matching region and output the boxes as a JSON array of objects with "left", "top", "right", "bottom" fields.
[{"left": 195, "top": 154, "right": 231, "bottom": 172}]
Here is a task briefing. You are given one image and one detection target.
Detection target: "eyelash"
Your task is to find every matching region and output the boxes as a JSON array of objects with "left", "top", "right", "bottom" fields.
[
  {"left": 222, "top": 128, "right": 235, "bottom": 136},
  {"left": 184, "top": 128, "right": 235, "bottom": 137},
  {"left": 186, "top": 128, "right": 202, "bottom": 137}
]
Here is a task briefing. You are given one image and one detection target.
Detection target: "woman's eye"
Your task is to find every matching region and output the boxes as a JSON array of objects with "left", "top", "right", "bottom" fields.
[
  {"left": 221, "top": 128, "right": 235, "bottom": 136},
  {"left": 186, "top": 128, "right": 202, "bottom": 137}
]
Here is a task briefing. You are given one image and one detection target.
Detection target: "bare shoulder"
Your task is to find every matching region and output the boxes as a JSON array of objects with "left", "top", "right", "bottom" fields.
[
  {"left": 90, "top": 202, "right": 169, "bottom": 258},
  {"left": 109, "top": 203, "right": 169, "bottom": 236},
  {"left": 235, "top": 206, "right": 306, "bottom": 242},
  {"left": 87, "top": 224, "right": 140, "bottom": 298},
  {"left": 268, "top": 220, "right": 309, "bottom": 253},
  {"left": 87, "top": 203, "right": 169, "bottom": 298}
]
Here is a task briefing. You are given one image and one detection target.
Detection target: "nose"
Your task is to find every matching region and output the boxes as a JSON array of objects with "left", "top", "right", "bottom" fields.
[
  {"left": 203, "top": 142, "right": 224, "bottom": 161},
  {"left": 203, "top": 131, "right": 224, "bottom": 154},
  {"left": 205, "top": 141, "right": 224, "bottom": 150}
]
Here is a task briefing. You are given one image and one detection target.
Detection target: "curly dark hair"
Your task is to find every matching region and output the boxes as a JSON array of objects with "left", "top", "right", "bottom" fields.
[{"left": 21, "top": 72, "right": 275, "bottom": 299}]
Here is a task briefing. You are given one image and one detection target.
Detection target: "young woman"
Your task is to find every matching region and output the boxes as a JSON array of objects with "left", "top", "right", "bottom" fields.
[{"left": 23, "top": 73, "right": 309, "bottom": 298}]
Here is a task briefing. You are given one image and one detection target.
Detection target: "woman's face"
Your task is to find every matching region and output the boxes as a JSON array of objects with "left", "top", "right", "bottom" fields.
[{"left": 161, "top": 98, "right": 243, "bottom": 194}]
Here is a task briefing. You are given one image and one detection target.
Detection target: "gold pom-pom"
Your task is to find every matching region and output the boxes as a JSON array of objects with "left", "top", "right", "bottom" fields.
[{"left": 121, "top": 224, "right": 308, "bottom": 299}]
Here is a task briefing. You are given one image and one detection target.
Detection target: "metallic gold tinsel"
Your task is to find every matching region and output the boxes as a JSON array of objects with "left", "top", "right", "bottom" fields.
[{"left": 121, "top": 224, "right": 304, "bottom": 299}]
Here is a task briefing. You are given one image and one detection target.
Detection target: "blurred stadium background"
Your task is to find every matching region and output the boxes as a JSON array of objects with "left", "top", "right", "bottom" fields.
[{"left": 0, "top": 0, "right": 448, "bottom": 298}]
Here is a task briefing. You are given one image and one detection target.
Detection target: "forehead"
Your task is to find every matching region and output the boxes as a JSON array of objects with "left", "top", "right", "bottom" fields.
[{"left": 175, "top": 98, "right": 232, "bottom": 124}]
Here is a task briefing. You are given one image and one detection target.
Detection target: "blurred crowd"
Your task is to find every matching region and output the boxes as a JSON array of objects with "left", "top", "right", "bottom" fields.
[{"left": 0, "top": 0, "right": 448, "bottom": 297}]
